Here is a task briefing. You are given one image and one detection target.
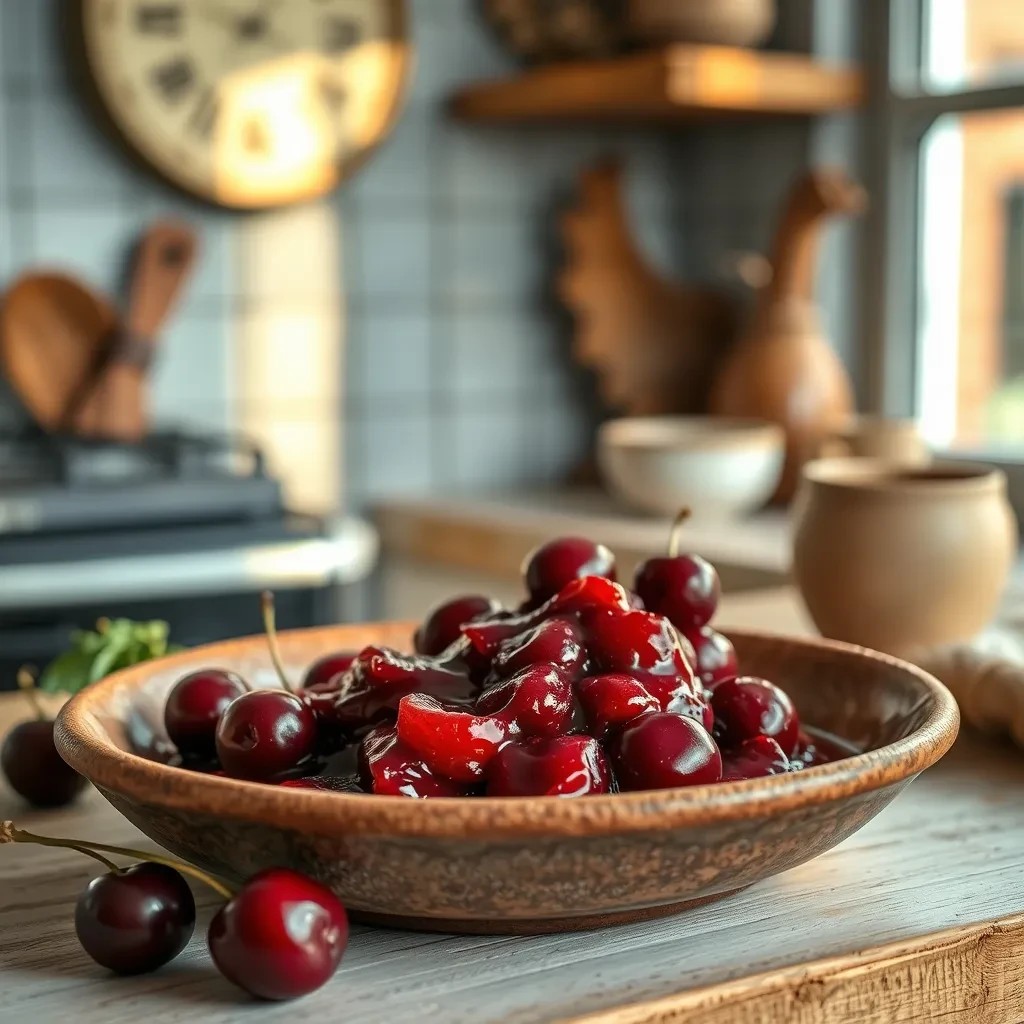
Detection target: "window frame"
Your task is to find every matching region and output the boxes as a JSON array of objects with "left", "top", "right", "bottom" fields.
[{"left": 865, "top": 0, "right": 1024, "bottom": 491}]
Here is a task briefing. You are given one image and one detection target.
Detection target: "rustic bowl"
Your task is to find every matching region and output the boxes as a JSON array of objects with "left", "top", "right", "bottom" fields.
[{"left": 56, "top": 623, "right": 959, "bottom": 935}]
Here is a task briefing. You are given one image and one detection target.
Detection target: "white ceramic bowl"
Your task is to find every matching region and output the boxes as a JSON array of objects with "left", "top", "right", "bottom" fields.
[{"left": 598, "top": 416, "right": 785, "bottom": 517}]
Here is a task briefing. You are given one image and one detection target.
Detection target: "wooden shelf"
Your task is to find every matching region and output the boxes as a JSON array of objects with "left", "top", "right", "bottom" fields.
[{"left": 450, "top": 45, "right": 864, "bottom": 122}]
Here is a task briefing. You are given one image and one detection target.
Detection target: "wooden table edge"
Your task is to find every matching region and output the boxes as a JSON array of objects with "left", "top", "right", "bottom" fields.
[{"left": 559, "top": 911, "right": 1024, "bottom": 1024}]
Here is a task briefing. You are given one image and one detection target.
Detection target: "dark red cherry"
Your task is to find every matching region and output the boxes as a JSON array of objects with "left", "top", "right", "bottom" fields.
[
  {"left": 358, "top": 723, "right": 474, "bottom": 797},
  {"left": 75, "top": 863, "right": 195, "bottom": 975},
  {"left": 582, "top": 607, "right": 693, "bottom": 678},
  {"left": 487, "top": 736, "right": 610, "bottom": 797},
  {"left": 476, "top": 664, "right": 574, "bottom": 738},
  {"left": 215, "top": 690, "right": 318, "bottom": 782},
  {"left": 721, "top": 736, "right": 793, "bottom": 781},
  {"left": 1, "top": 719, "right": 87, "bottom": 808},
  {"left": 576, "top": 673, "right": 659, "bottom": 737},
  {"left": 164, "top": 669, "right": 247, "bottom": 761},
  {"left": 522, "top": 537, "right": 617, "bottom": 605},
  {"left": 490, "top": 618, "right": 585, "bottom": 680},
  {"left": 301, "top": 652, "right": 357, "bottom": 692},
  {"left": 329, "top": 646, "right": 478, "bottom": 734},
  {"left": 710, "top": 676, "right": 800, "bottom": 756},
  {"left": 685, "top": 626, "right": 738, "bottom": 688},
  {"left": 634, "top": 510, "right": 720, "bottom": 630},
  {"left": 396, "top": 694, "right": 510, "bottom": 781},
  {"left": 610, "top": 712, "right": 722, "bottom": 791},
  {"left": 414, "top": 595, "right": 501, "bottom": 656},
  {"left": 208, "top": 868, "right": 348, "bottom": 1001}
]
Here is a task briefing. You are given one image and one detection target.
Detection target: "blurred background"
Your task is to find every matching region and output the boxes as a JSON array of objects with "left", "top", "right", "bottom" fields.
[{"left": 0, "top": 0, "right": 1022, "bottom": 683}]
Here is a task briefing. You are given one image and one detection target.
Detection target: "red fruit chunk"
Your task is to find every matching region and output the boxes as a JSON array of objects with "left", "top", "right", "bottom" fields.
[
  {"left": 414, "top": 595, "right": 502, "bottom": 656},
  {"left": 301, "top": 652, "right": 357, "bottom": 692},
  {"left": 330, "top": 646, "right": 477, "bottom": 733},
  {"left": 476, "top": 664, "right": 575, "bottom": 738},
  {"left": 634, "top": 553, "right": 720, "bottom": 631},
  {"left": 610, "top": 712, "right": 723, "bottom": 791},
  {"left": 685, "top": 626, "right": 738, "bottom": 688},
  {"left": 358, "top": 723, "right": 472, "bottom": 798},
  {"left": 576, "top": 673, "right": 659, "bottom": 737},
  {"left": 491, "top": 618, "right": 586, "bottom": 679},
  {"left": 208, "top": 868, "right": 348, "bottom": 1001},
  {"left": 546, "top": 575, "right": 633, "bottom": 618},
  {"left": 522, "top": 537, "right": 617, "bottom": 604},
  {"left": 710, "top": 676, "right": 800, "bottom": 756},
  {"left": 721, "top": 736, "right": 793, "bottom": 782},
  {"left": 396, "top": 693, "right": 510, "bottom": 781},
  {"left": 487, "top": 736, "right": 611, "bottom": 797}
]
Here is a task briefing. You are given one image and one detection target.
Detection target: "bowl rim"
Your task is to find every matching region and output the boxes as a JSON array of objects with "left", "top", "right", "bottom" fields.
[
  {"left": 55, "top": 624, "right": 960, "bottom": 840},
  {"left": 598, "top": 416, "right": 785, "bottom": 453}
]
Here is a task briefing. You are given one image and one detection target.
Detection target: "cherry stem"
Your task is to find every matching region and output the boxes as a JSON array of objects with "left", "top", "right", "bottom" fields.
[
  {"left": 16, "top": 668, "right": 46, "bottom": 722},
  {"left": 261, "top": 591, "right": 294, "bottom": 694},
  {"left": 667, "top": 507, "right": 692, "bottom": 559},
  {"left": 0, "top": 822, "right": 236, "bottom": 901}
]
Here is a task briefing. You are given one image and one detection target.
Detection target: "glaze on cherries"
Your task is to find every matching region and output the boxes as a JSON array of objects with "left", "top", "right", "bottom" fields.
[{"left": 165, "top": 531, "right": 853, "bottom": 797}]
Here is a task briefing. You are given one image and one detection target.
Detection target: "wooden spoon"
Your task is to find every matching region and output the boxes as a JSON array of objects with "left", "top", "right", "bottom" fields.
[
  {"left": 0, "top": 273, "right": 119, "bottom": 433},
  {"left": 73, "top": 220, "right": 199, "bottom": 442}
]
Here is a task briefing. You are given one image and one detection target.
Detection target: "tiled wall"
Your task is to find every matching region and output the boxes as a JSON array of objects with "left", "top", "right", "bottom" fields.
[{"left": 0, "top": 0, "right": 859, "bottom": 511}]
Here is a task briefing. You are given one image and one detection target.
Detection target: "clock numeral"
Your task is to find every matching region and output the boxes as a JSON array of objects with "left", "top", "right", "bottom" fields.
[
  {"left": 324, "top": 16, "right": 360, "bottom": 53},
  {"left": 242, "top": 115, "right": 272, "bottom": 157},
  {"left": 318, "top": 77, "right": 346, "bottom": 113},
  {"left": 188, "top": 87, "right": 219, "bottom": 139},
  {"left": 151, "top": 56, "right": 194, "bottom": 104},
  {"left": 136, "top": 3, "right": 182, "bottom": 35}
]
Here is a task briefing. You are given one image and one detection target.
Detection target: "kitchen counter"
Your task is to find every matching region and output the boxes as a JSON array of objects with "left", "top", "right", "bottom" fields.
[{"left": 3, "top": 586, "right": 1024, "bottom": 1023}]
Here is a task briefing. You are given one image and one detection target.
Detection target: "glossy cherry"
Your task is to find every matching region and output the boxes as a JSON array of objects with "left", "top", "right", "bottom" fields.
[
  {"left": 0, "top": 671, "right": 87, "bottom": 808},
  {"left": 208, "top": 867, "right": 349, "bottom": 1001},
  {"left": 582, "top": 607, "right": 692, "bottom": 679},
  {"left": 576, "top": 673, "right": 659, "bottom": 738},
  {"left": 610, "top": 712, "right": 723, "bottom": 790},
  {"left": 685, "top": 626, "right": 739, "bottom": 689},
  {"left": 522, "top": 536, "right": 617, "bottom": 605},
  {"left": 300, "top": 652, "right": 357, "bottom": 693},
  {"left": 75, "top": 862, "right": 196, "bottom": 975},
  {"left": 396, "top": 693, "right": 510, "bottom": 781},
  {"left": 476, "top": 664, "right": 575, "bottom": 738},
  {"left": 490, "top": 618, "right": 585, "bottom": 680},
  {"left": 710, "top": 676, "right": 800, "bottom": 756},
  {"left": 487, "top": 736, "right": 611, "bottom": 797},
  {"left": 164, "top": 668, "right": 248, "bottom": 761},
  {"left": 720, "top": 736, "right": 793, "bottom": 782},
  {"left": 414, "top": 594, "right": 501, "bottom": 656},
  {"left": 358, "top": 723, "right": 473, "bottom": 797},
  {"left": 216, "top": 691, "right": 317, "bottom": 782},
  {"left": 634, "top": 510, "right": 721, "bottom": 631}
]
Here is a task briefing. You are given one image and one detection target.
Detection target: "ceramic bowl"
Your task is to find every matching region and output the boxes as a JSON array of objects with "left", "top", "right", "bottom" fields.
[
  {"left": 598, "top": 416, "right": 785, "bottom": 517},
  {"left": 55, "top": 622, "right": 958, "bottom": 934}
]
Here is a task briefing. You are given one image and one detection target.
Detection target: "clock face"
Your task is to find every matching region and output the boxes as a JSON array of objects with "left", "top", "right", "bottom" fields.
[{"left": 80, "top": 0, "right": 410, "bottom": 208}]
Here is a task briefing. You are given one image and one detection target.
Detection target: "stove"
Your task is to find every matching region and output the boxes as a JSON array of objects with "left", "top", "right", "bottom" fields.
[{"left": 0, "top": 430, "right": 378, "bottom": 689}]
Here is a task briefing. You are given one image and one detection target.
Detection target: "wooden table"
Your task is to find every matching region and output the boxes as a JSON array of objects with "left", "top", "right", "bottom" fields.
[{"left": 2, "top": 588, "right": 1024, "bottom": 1023}]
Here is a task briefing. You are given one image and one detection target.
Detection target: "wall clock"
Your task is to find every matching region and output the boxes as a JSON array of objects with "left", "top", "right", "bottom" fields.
[{"left": 77, "top": 0, "right": 410, "bottom": 209}]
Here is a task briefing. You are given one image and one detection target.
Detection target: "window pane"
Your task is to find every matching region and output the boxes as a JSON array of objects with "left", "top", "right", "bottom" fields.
[
  {"left": 917, "top": 109, "right": 1024, "bottom": 454},
  {"left": 924, "top": 0, "right": 1024, "bottom": 92}
]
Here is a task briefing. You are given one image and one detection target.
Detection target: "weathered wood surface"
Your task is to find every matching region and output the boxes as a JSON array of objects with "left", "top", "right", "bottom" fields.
[{"left": 2, "top": 599, "right": 1023, "bottom": 1023}]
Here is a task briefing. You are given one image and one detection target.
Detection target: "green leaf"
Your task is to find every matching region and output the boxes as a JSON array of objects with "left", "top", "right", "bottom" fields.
[{"left": 38, "top": 649, "right": 96, "bottom": 695}]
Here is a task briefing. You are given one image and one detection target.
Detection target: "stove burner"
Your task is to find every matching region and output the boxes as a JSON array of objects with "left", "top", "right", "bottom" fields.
[{"left": 0, "top": 430, "right": 285, "bottom": 537}]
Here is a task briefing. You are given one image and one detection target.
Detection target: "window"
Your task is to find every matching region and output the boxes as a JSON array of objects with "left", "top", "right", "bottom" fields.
[{"left": 870, "top": 0, "right": 1024, "bottom": 487}]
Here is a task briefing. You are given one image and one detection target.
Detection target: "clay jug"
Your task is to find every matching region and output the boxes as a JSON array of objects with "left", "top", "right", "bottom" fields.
[{"left": 709, "top": 168, "right": 866, "bottom": 503}]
